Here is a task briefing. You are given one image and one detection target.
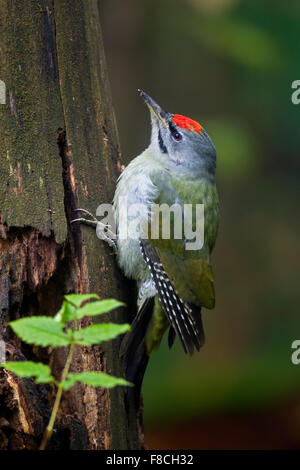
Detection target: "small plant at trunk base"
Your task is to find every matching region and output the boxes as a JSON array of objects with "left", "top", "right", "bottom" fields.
[{"left": 0, "top": 294, "right": 131, "bottom": 450}]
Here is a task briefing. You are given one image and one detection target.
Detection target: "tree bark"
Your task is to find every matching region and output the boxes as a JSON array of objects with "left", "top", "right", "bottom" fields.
[{"left": 0, "top": 0, "right": 144, "bottom": 450}]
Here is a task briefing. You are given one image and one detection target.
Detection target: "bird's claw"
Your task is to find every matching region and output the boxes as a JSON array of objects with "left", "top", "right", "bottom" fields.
[
  {"left": 71, "top": 208, "right": 117, "bottom": 253},
  {"left": 72, "top": 208, "right": 98, "bottom": 222},
  {"left": 70, "top": 217, "right": 98, "bottom": 227}
]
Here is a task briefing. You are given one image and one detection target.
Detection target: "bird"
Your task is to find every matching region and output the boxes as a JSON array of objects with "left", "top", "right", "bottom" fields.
[{"left": 73, "top": 90, "right": 219, "bottom": 407}]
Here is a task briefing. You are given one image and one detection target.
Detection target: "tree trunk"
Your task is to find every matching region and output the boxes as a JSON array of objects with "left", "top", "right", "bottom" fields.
[{"left": 0, "top": 0, "right": 144, "bottom": 450}]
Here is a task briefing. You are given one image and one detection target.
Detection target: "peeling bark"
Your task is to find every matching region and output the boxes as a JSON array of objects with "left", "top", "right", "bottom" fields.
[{"left": 0, "top": 0, "right": 144, "bottom": 450}]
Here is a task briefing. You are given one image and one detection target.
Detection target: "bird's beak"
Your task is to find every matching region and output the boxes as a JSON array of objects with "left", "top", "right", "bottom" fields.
[{"left": 138, "top": 89, "right": 169, "bottom": 126}]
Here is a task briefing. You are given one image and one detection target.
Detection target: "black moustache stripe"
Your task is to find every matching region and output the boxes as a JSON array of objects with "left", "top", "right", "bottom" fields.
[{"left": 158, "top": 129, "right": 168, "bottom": 154}]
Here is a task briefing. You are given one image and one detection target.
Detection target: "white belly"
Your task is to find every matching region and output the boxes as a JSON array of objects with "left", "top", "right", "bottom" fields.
[{"left": 113, "top": 148, "right": 162, "bottom": 282}]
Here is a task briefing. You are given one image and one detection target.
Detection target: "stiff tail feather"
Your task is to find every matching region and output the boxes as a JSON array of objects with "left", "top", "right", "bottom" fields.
[
  {"left": 140, "top": 240, "right": 205, "bottom": 355},
  {"left": 120, "top": 297, "right": 154, "bottom": 409}
]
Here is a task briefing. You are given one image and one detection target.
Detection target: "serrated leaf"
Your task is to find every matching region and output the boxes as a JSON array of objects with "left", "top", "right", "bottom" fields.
[
  {"left": 76, "top": 299, "right": 125, "bottom": 319},
  {"left": 64, "top": 294, "right": 99, "bottom": 308},
  {"left": 66, "top": 371, "right": 132, "bottom": 389},
  {"left": 54, "top": 300, "right": 76, "bottom": 324},
  {"left": 9, "top": 317, "right": 71, "bottom": 347},
  {"left": 0, "top": 361, "right": 54, "bottom": 384},
  {"left": 73, "top": 323, "right": 130, "bottom": 346}
]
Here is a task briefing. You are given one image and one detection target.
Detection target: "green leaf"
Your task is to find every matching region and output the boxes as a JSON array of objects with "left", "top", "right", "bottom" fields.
[
  {"left": 64, "top": 294, "right": 99, "bottom": 308},
  {"left": 60, "top": 377, "right": 76, "bottom": 391},
  {"left": 9, "top": 317, "right": 71, "bottom": 347},
  {"left": 76, "top": 299, "right": 125, "bottom": 319},
  {"left": 54, "top": 300, "right": 76, "bottom": 324},
  {"left": 0, "top": 361, "right": 54, "bottom": 384},
  {"left": 65, "top": 371, "right": 132, "bottom": 389},
  {"left": 73, "top": 323, "right": 130, "bottom": 346}
]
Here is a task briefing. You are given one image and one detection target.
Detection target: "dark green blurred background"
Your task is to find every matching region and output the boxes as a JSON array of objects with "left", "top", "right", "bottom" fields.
[{"left": 101, "top": 0, "right": 300, "bottom": 449}]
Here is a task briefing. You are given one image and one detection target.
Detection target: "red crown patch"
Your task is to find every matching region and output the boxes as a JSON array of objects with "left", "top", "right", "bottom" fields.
[{"left": 172, "top": 114, "right": 203, "bottom": 134}]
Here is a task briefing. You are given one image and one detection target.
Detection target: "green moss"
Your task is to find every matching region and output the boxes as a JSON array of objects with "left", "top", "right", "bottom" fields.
[{"left": 0, "top": 0, "right": 66, "bottom": 242}]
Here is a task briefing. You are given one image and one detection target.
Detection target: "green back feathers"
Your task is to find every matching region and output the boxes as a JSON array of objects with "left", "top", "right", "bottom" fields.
[
  {"left": 157, "top": 249, "right": 215, "bottom": 309},
  {"left": 145, "top": 172, "right": 219, "bottom": 309}
]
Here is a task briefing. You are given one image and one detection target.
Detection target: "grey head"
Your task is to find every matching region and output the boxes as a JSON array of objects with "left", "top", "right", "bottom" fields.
[{"left": 138, "top": 89, "right": 216, "bottom": 181}]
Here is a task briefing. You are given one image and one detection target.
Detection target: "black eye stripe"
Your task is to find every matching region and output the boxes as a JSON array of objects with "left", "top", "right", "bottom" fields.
[
  {"left": 169, "top": 122, "right": 177, "bottom": 134},
  {"left": 169, "top": 122, "right": 182, "bottom": 141}
]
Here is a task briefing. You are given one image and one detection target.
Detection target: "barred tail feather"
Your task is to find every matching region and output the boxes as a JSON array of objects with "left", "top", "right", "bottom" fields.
[{"left": 141, "top": 241, "right": 205, "bottom": 355}]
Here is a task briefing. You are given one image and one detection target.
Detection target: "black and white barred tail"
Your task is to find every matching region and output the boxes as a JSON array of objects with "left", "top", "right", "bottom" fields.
[{"left": 140, "top": 241, "right": 205, "bottom": 355}]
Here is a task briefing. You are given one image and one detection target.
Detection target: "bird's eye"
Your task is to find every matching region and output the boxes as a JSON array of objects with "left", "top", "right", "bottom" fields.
[
  {"left": 173, "top": 132, "right": 182, "bottom": 142},
  {"left": 169, "top": 122, "right": 183, "bottom": 142}
]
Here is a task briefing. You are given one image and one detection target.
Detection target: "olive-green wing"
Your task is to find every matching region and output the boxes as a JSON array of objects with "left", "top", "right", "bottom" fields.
[{"left": 156, "top": 247, "right": 215, "bottom": 309}]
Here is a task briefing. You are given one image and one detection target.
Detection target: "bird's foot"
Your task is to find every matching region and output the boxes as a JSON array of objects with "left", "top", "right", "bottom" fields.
[{"left": 71, "top": 208, "right": 117, "bottom": 253}]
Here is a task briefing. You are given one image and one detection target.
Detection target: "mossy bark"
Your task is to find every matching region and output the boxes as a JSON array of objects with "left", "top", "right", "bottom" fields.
[{"left": 0, "top": 0, "right": 143, "bottom": 450}]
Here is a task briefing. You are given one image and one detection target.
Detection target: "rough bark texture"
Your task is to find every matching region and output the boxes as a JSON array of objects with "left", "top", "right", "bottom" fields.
[{"left": 0, "top": 0, "right": 144, "bottom": 450}]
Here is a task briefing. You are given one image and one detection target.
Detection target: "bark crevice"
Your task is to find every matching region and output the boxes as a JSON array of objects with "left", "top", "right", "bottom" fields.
[{"left": 0, "top": 0, "right": 144, "bottom": 450}]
